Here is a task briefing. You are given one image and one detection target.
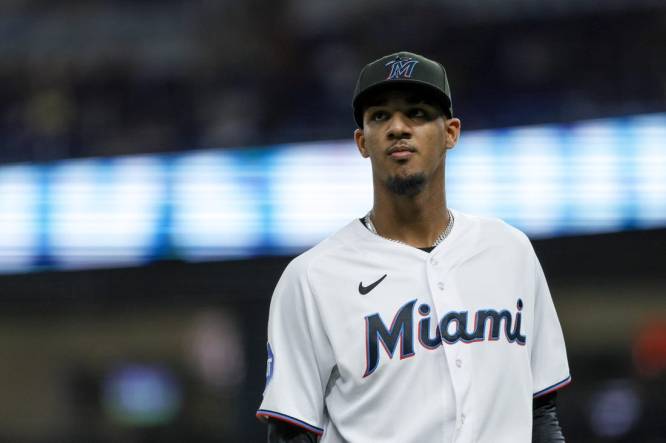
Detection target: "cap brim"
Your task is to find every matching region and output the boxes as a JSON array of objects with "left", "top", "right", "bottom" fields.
[{"left": 352, "top": 80, "right": 452, "bottom": 127}]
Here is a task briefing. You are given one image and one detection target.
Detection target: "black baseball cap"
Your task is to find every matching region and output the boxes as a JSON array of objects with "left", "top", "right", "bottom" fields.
[{"left": 352, "top": 51, "right": 453, "bottom": 127}]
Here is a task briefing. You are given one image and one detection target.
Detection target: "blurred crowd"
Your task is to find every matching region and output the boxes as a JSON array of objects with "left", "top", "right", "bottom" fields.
[{"left": 0, "top": 0, "right": 664, "bottom": 164}]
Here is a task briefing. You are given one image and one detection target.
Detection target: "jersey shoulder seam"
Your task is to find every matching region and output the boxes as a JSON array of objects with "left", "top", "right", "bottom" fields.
[
  {"left": 287, "top": 223, "right": 359, "bottom": 300},
  {"left": 465, "top": 211, "right": 532, "bottom": 248}
]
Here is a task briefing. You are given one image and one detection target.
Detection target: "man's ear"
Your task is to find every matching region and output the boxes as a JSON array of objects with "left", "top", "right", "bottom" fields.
[
  {"left": 354, "top": 129, "right": 370, "bottom": 158},
  {"left": 445, "top": 118, "right": 461, "bottom": 149}
]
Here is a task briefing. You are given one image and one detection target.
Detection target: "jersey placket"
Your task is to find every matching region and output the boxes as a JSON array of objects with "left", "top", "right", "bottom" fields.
[{"left": 426, "top": 250, "right": 475, "bottom": 442}]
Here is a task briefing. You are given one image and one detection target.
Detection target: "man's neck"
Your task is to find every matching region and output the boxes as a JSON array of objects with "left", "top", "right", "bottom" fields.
[{"left": 370, "top": 183, "right": 449, "bottom": 249}]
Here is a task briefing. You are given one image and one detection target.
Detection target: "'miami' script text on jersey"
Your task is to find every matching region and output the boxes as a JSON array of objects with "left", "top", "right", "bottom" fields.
[{"left": 363, "top": 296, "right": 528, "bottom": 377}]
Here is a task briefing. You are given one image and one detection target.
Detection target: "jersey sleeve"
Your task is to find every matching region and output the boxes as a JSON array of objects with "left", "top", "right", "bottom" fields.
[
  {"left": 529, "top": 254, "right": 571, "bottom": 398},
  {"left": 256, "top": 258, "right": 335, "bottom": 436}
]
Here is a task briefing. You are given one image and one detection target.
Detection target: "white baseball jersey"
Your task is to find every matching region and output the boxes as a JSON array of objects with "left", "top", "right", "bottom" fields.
[{"left": 257, "top": 209, "right": 570, "bottom": 443}]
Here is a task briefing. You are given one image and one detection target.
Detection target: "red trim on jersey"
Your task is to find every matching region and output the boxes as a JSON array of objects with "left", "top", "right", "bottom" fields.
[{"left": 256, "top": 409, "right": 324, "bottom": 436}]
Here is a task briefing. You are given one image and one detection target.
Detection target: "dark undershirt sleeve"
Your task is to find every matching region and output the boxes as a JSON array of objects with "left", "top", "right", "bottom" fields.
[
  {"left": 267, "top": 420, "right": 319, "bottom": 443},
  {"left": 532, "top": 392, "right": 565, "bottom": 442}
]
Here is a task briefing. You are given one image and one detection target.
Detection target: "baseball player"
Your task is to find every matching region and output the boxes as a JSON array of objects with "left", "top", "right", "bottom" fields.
[{"left": 257, "top": 51, "right": 571, "bottom": 442}]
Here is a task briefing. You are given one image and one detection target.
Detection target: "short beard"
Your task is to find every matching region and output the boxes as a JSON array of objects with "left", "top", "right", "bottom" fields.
[{"left": 385, "top": 173, "right": 426, "bottom": 197}]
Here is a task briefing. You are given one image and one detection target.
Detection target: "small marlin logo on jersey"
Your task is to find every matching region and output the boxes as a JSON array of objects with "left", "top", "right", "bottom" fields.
[
  {"left": 363, "top": 298, "right": 527, "bottom": 377},
  {"left": 264, "top": 342, "right": 274, "bottom": 391},
  {"left": 385, "top": 56, "right": 419, "bottom": 80}
]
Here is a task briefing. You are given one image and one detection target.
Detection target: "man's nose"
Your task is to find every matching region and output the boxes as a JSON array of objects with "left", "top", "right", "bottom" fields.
[{"left": 386, "top": 113, "right": 412, "bottom": 139}]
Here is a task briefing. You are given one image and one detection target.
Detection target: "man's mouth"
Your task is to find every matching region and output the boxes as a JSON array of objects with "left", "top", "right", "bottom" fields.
[{"left": 387, "top": 143, "right": 416, "bottom": 159}]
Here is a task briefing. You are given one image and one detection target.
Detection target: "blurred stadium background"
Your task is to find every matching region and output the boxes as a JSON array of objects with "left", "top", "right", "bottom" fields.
[{"left": 1, "top": 0, "right": 665, "bottom": 442}]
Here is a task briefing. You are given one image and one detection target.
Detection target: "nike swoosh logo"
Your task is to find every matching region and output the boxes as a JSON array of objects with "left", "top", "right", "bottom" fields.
[{"left": 358, "top": 274, "right": 387, "bottom": 295}]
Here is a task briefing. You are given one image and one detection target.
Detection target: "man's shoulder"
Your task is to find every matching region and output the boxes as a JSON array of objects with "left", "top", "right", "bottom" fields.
[
  {"left": 282, "top": 219, "right": 361, "bottom": 279},
  {"left": 271, "top": 220, "right": 361, "bottom": 307},
  {"left": 455, "top": 210, "right": 532, "bottom": 249}
]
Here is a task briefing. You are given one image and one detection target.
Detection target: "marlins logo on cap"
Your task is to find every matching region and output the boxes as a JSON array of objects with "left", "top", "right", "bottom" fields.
[{"left": 385, "top": 55, "right": 419, "bottom": 80}]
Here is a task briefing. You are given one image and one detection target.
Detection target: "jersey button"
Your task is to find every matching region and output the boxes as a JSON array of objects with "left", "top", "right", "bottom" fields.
[
  {"left": 455, "top": 358, "right": 462, "bottom": 368},
  {"left": 430, "top": 257, "right": 439, "bottom": 266},
  {"left": 461, "top": 413, "right": 466, "bottom": 424},
  {"left": 437, "top": 282, "right": 444, "bottom": 290}
]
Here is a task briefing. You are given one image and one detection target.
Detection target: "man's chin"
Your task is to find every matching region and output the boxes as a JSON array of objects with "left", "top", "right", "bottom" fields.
[{"left": 385, "top": 173, "right": 426, "bottom": 197}]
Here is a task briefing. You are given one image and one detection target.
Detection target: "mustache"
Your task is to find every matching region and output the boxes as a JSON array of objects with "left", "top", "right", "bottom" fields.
[{"left": 386, "top": 142, "right": 417, "bottom": 155}]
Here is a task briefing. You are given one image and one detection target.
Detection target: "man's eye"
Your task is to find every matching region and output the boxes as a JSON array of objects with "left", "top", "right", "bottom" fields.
[
  {"left": 408, "top": 108, "right": 427, "bottom": 119},
  {"left": 371, "top": 111, "right": 388, "bottom": 121}
]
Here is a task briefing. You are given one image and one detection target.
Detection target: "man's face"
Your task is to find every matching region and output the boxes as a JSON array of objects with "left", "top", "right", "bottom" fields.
[{"left": 354, "top": 88, "right": 460, "bottom": 196}]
